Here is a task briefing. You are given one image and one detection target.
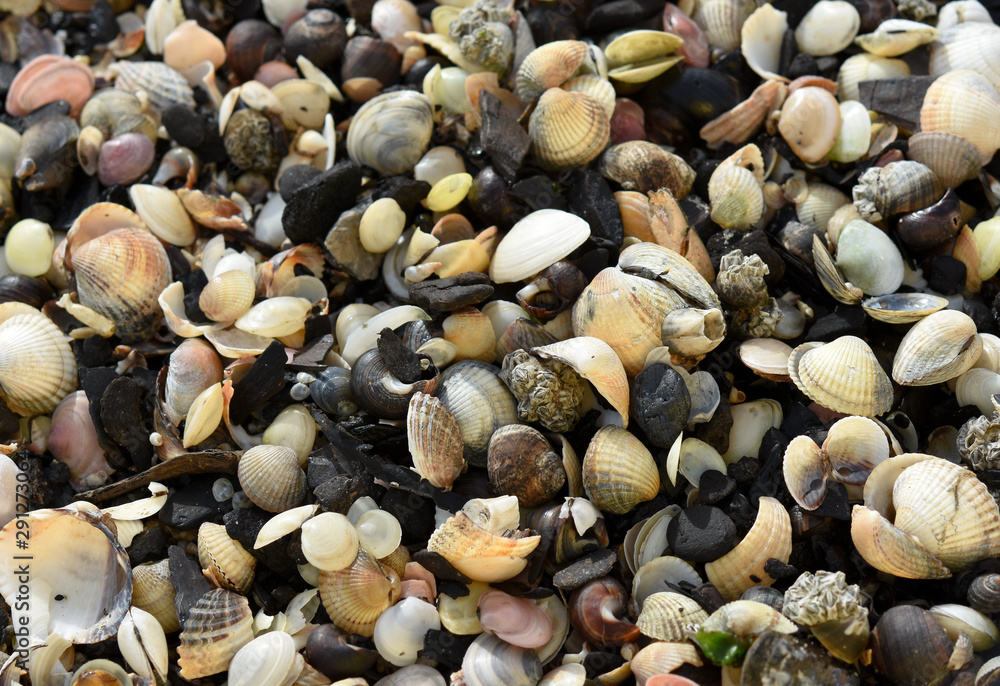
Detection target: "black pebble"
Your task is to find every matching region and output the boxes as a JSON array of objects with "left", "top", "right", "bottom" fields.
[
  {"left": 812, "top": 481, "right": 852, "bottom": 520},
  {"left": 168, "top": 544, "right": 212, "bottom": 626},
  {"left": 965, "top": 298, "right": 998, "bottom": 336},
  {"left": 697, "top": 469, "right": 736, "bottom": 505},
  {"left": 278, "top": 164, "right": 322, "bottom": 202},
  {"left": 552, "top": 548, "right": 618, "bottom": 590},
  {"left": 162, "top": 104, "right": 206, "bottom": 149},
  {"left": 157, "top": 477, "right": 233, "bottom": 530},
  {"left": 805, "top": 306, "right": 868, "bottom": 341},
  {"left": 666, "top": 505, "right": 738, "bottom": 563},
  {"left": 480, "top": 91, "right": 530, "bottom": 183},
  {"left": 930, "top": 255, "right": 966, "bottom": 296},
  {"left": 568, "top": 169, "right": 625, "bottom": 251},
  {"left": 128, "top": 526, "right": 170, "bottom": 566},
  {"left": 88, "top": 0, "right": 120, "bottom": 44},
  {"left": 585, "top": 0, "right": 662, "bottom": 32},
  {"left": 281, "top": 160, "right": 362, "bottom": 244},
  {"left": 422, "top": 630, "right": 475, "bottom": 671}
]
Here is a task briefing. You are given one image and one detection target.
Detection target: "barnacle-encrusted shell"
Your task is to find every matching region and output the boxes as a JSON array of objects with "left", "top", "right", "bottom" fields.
[
  {"left": 582, "top": 425, "right": 660, "bottom": 515},
  {"left": 783, "top": 570, "right": 870, "bottom": 663},
  {"left": 788, "top": 336, "right": 894, "bottom": 416},
  {"left": 959, "top": 411, "right": 1000, "bottom": 471},
  {"left": 892, "top": 309, "right": 982, "bottom": 386},
  {"left": 704, "top": 496, "right": 792, "bottom": 600},
  {"left": 346, "top": 90, "right": 434, "bottom": 175},
  {"left": 529, "top": 88, "right": 610, "bottom": 171},
  {"left": 176, "top": 588, "right": 253, "bottom": 679},
  {"left": 318, "top": 548, "right": 401, "bottom": 637},
  {"left": 237, "top": 444, "right": 307, "bottom": 512},
  {"left": 499, "top": 349, "right": 586, "bottom": 432},
  {"left": 0, "top": 303, "right": 77, "bottom": 415}
]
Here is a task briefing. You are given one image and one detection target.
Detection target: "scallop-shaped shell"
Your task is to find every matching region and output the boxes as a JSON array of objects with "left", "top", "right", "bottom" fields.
[
  {"left": 407, "top": 391, "right": 465, "bottom": 490},
  {"left": 563, "top": 74, "right": 616, "bottom": 119},
  {"left": 583, "top": 425, "right": 660, "bottom": 515},
  {"left": 132, "top": 560, "right": 180, "bottom": 633},
  {"left": 892, "top": 309, "right": 982, "bottom": 386},
  {"left": 71, "top": 228, "right": 172, "bottom": 343},
  {"left": 930, "top": 22, "right": 1000, "bottom": 91},
  {"left": 636, "top": 592, "right": 709, "bottom": 642},
  {"left": 695, "top": 0, "right": 756, "bottom": 51},
  {"left": 6, "top": 54, "right": 95, "bottom": 117},
  {"left": 427, "top": 511, "right": 541, "bottom": 583},
  {"left": 529, "top": 88, "right": 610, "bottom": 171},
  {"left": 700, "top": 80, "right": 788, "bottom": 149},
  {"left": 741, "top": 4, "right": 789, "bottom": 82},
  {"left": 199, "top": 269, "right": 256, "bottom": 322},
  {"left": 630, "top": 642, "right": 704, "bottom": 686},
  {"left": 237, "top": 444, "right": 307, "bottom": 512},
  {"left": 788, "top": 336, "right": 894, "bottom": 416},
  {"left": 920, "top": 69, "right": 1000, "bottom": 165},
  {"left": 176, "top": 588, "right": 254, "bottom": 679},
  {"left": 837, "top": 53, "right": 909, "bottom": 102},
  {"left": 907, "top": 131, "right": 983, "bottom": 189},
  {"left": 823, "top": 415, "right": 890, "bottom": 485},
  {"left": 318, "top": 548, "right": 401, "bottom": 637},
  {"left": 515, "top": 40, "right": 590, "bottom": 102},
  {"left": 572, "top": 268, "right": 687, "bottom": 376},
  {"left": 777, "top": 86, "right": 842, "bottom": 163},
  {"left": 851, "top": 504, "right": 952, "bottom": 579},
  {"left": 346, "top": 90, "right": 434, "bottom": 175},
  {"left": 708, "top": 164, "right": 764, "bottom": 230},
  {"left": 114, "top": 60, "right": 195, "bottom": 110},
  {"left": 436, "top": 360, "right": 519, "bottom": 465},
  {"left": 705, "top": 496, "right": 792, "bottom": 601},
  {"left": 198, "top": 522, "right": 256, "bottom": 593},
  {"left": 0, "top": 304, "right": 77, "bottom": 415},
  {"left": 861, "top": 292, "right": 949, "bottom": 324}
]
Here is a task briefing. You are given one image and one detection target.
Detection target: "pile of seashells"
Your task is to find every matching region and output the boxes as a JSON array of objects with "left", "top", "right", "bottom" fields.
[{"left": 5, "top": 0, "right": 1000, "bottom": 683}]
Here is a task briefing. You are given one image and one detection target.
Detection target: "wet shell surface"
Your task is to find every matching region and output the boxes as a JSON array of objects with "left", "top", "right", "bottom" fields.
[
  {"left": 788, "top": 336, "right": 894, "bottom": 417},
  {"left": 892, "top": 309, "right": 982, "bottom": 386},
  {"left": 346, "top": 90, "right": 434, "bottom": 175}
]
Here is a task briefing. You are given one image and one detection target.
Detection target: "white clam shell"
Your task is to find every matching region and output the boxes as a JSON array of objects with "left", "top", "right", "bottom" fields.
[
  {"left": 118, "top": 607, "right": 168, "bottom": 683},
  {"left": 346, "top": 90, "right": 434, "bottom": 175},
  {"left": 489, "top": 209, "right": 591, "bottom": 283},
  {"left": 741, "top": 4, "right": 789, "bottom": 82},
  {"left": 794, "top": 0, "right": 860, "bottom": 56},
  {"left": 373, "top": 596, "right": 441, "bottom": 666},
  {"left": 227, "top": 631, "right": 303, "bottom": 686},
  {"left": 235, "top": 296, "right": 312, "bottom": 338},
  {"left": 835, "top": 220, "right": 905, "bottom": 295}
]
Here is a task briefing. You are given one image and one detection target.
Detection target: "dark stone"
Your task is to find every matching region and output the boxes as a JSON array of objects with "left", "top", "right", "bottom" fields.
[
  {"left": 781, "top": 401, "right": 823, "bottom": 437},
  {"left": 372, "top": 175, "right": 432, "bottom": 214},
  {"left": 128, "top": 525, "right": 170, "bottom": 566},
  {"left": 305, "top": 625, "right": 378, "bottom": 680},
  {"left": 509, "top": 175, "right": 567, "bottom": 212},
  {"left": 278, "top": 164, "right": 322, "bottom": 202},
  {"left": 228, "top": 340, "right": 288, "bottom": 425},
  {"left": 306, "top": 447, "right": 349, "bottom": 489},
  {"left": 811, "top": 481, "right": 851, "bottom": 520},
  {"left": 376, "top": 327, "right": 428, "bottom": 384},
  {"left": 168, "top": 544, "right": 212, "bottom": 626},
  {"left": 480, "top": 90, "right": 529, "bottom": 183},
  {"left": 693, "top": 392, "right": 732, "bottom": 455},
  {"left": 162, "top": 105, "right": 206, "bottom": 149},
  {"left": 100, "top": 376, "right": 153, "bottom": 471},
  {"left": 0, "top": 398, "right": 19, "bottom": 440},
  {"left": 666, "top": 505, "right": 738, "bottom": 563},
  {"left": 729, "top": 456, "right": 760, "bottom": 484},
  {"left": 313, "top": 473, "right": 374, "bottom": 513},
  {"left": 409, "top": 272, "right": 495, "bottom": 312},
  {"left": 585, "top": 0, "right": 663, "bottom": 32},
  {"left": 158, "top": 478, "right": 233, "bottom": 530},
  {"left": 381, "top": 487, "right": 436, "bottom": 543},
  {"left": 630, "top": 363, "right": 691, "bottom": 449},
  {"left": 786, "top": 52, "right": 819, "bottom": 81},
  {"left": 697, "top": 469, "right": 736, "bottom": 505},
  {"left": 422, "top": 630, "right": 476, "bottom": 671},
  {"left": 805, "top": 306, "right": 868, "bottom": 341},
  {"left": 763, "top": 557, "right": 798, "bottom": 579},
  {"left": 79, "top": 367, "right": 130, "bottom": 470},
  {"left": 568, "top": 169, "right": 624, "bottom": 251},
  {"left": 89, "top": 0, "right": 120, "bottom": 43},
  {"left": 438, "top": 580, "right": 470, "bottom": 599},
  {"left": 965, "top": 298, "right": 999, "bottom": 336},
  {"left": 281, "top": 160, "right": 362, "bottom": 244},
  {"left": 750, "top": 429, "right": 791, "bottom": 502},
  {"left": 552, "top": 548, "right": 618, "bottom": 590},
  {"left": 413, "top": 549, "right": 473, "bottom": 584},
  {"left": 930, "top": 255, "right": 967, "bottom": 296},
  {"left": 857, "top": 76, "right": 936, "bottom": 132},
  {"left": 223, "top": 505, "right": 270, "bottom": 551},
  {"left": 526, "top": 5, "right": 581, "bottom": 44}
]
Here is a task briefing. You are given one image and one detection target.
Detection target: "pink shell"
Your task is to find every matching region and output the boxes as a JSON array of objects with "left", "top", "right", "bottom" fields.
[
  {"left": 663, "top": 4, "right": 710, "bottom": 69},
  {"left": 98, "top": 133, "right": 156, "bottom": 187},
  {"left": 610, "top": 98, "right": 646, "bottom": 145},
  {"left": 6, "top": 54, "right": 95, "bottom": 117},
  {"left": 48, "top": 391, "right": 111, "bottom": 489},
  {"left": 477, "top": 589, "right": 553, "bottom": 648}
]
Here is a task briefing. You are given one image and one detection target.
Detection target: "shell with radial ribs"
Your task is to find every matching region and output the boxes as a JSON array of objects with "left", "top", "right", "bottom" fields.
[
  {"left": 197, "top": 521, "right": 256, "bottom": 593},
  {"left": 787, "top": 336, "right": 894, "bottom": 417},
  {"left": 704, "top": 496, "right": 792, "bottom": 600},
  {"left": 407, "top": 391, "right": 465, "bottom": 490},
  {"left": 528, "top": 88, "right": 610, "bottom": 171},
  {"left": 236, "top": 444, "right": 307, "bottom": 512},
  {"left": 0, "top": 303, "right": 77, "bottom": 415},
  {"left": 892, "top": 309, "right": 982, "bottom": 386},
  {"left": 318, "top": 548, "right": 402, "bottom": 637},
  {"left": 176, "top": 588, "right": 254, "bottom": 679},
  {"left": 582, "top": 425, "right": 660, "bottom": 515}
]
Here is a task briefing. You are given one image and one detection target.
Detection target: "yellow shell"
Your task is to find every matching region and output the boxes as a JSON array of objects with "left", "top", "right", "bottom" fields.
[
  {"left": 515, "top": 40, "right": 590, "bottom": 102},
  {"left": 563, "top": 74, "right": 616, "bottom": 119},
  {"left": 529, "top": 88, "right": 610, "bottom": 171},
  {"left": 407, "top": 391, "right": 465, "bottom": 490},
  {"left": 0, "top": 303, "right": 77, "bottom": 415},
  {"left": 318, "top": 548, "right": 401, "bottom": 637},
  {"left": 198, "top": 522, "right": 256, "bottom": 593},
  {"left": 582, "top": 425, "right": 660, "bottom": 515},
  {"left": 199, "top": 269, "right": 255, "bottom": 322},
  {"left": 788, "top": 335, "right": 893, "bottom": 417},
  {"left": 705, "top": 496, "right": 792, "bottom": 600},
  {"left": 177, "top": 588, "right": 253, "bottom": 679},
  {"left": 71, "top": 227, "right": 172, "bottom": 342},
  {"left": 132, "top": 559, "right": 180, "bottom": 633},
  {"left": 892, "top": 309, "right": 982, "bottom": 386},
  {"left": 237, "top": 444, "right": 307, "bottom": 513}
]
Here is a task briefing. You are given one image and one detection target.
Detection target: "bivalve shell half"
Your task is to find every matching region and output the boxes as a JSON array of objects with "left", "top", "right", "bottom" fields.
[
  {"left": 176, "top": 588, "right": 253, "bottom": 679},
  {"left": 855, "top": 18, "right": 938, "bottom": 56},
  {"left": 0, "top": 303, "right": 77, "bottom": 415},
  {"left": 907, "top": 131, "right": 983, "bottom": 189},
  {"left": 131, "top": 560, "right": 179, "bottom": 633},
  {"left": 237, "top": 444, "right": 307, "bottom": 512},
  {"left": 427, "top": 511, "right": 541, "bottom": 583},
  {"left": 319, "top": 548, "right": 401, "bottom": 637},
  {"left": 794, "top": 0, "right": 860, "bottom": 56},
  {"left": 489, "top": 209, "right": 590, "bottom": 283},
  {"left": 705, "top": 496, "right": 792, "bottom": 601},
  {"left": 407, "top": 391, "right": 465, "bottom": 490},
  {"left": 533, "top": 336, "right": 630, "bottom": 423},
  {"left": 741, "top": 4, "right": 788, "bottom": 82},
  {"left": 893, "top": 309, "right": 982, "bottom": 386},
  {"left": 227, "top": 631, "right": 302, "bottom": 686},
  {"left": 129, "top": 184, "right": 196, "bottom": 246},
  {"left": 199, "top": 269, "right": 256, "bottom": 322},
  {"left": 346, "top": 90, "right": 434, "bottom": 175},
  {"left": 198, "top": 522, "right": 256, "bottom": 593},
  {"left": 114, "top": 60, "right": 195, "bottom": 110},
  {"left": 301, "top": 511, "right": 360, "bottom": 571},
  {"left": 708, "top": 164, "right": 764, "bottom": 230},
  {"left": 582, "top": 425, "right": 660, "bottom": 515},
  {"left": 636, "top": 592, "right": 709, "bottom": 642},
  {"left": 862, "top": 292, "right": 948, "bottom": 324},
  {"left": 6, "top": 54, "right": 95, "bottom": 117},
  {"left": 837, "top": 53, "right": 909, "bottom": 102},
  {"left": 515, "top": 40, "right": 591, "bottom": 102},
  {"left": 529, "top": 88, "right": 610, "bottom": 171},
  {"left": 788, "top": 336, "right": 893, "bottom": 417},
  {"left": 695, "top": 0, "right": 756, "bottom": 51},
  {"left": 920, "top": 69, "right": 1000, "bottom": 164},
  {"left": 436, "top": 359, "right": 519, "bottom": 466},
  {"left": 834, "top": 219, "right": 905, "bottom": 296},
  {"left": 777, "top": 86, "right": 842, "bottom": 163}
]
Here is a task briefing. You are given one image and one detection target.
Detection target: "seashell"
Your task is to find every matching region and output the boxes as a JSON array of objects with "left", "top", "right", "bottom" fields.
[
  {"left": 0, "top": 303, "right": 78, "bottom": 415},
  {"left": 920, "top": 69, "right": 1000, "bottom": 165},
  {"left": 234, "top": 296, "right": 312, "bottom": 339},
  {"left": 437, "top": 360, "right": 519, "bottom": 466},
  {"left": 892, "top": 309, "right": 982, "bottom": 386},
  {"left": 270, "top": 79, "right": 331, "bottom": 131},
  {"left": 352, "top": 508, "right": 402, "bottom": 560},
  {"left": 895, "top": 188, "right": 963, "bottom": 251},
  {"left": 795, "top": 1, "right": 861, "bottom": 56},
  {"left": 632, "top": 556, "right": 703, "bottom": 612},
  {"left": 181, "top": 381, "right": 223, "bottom": 448},
  {"left": 406, "top": 392, "right": 465, "bottom": 490},
  {"left": 427, "top": 510, "right": 541, "bottom": 583},
  {"left": 199, "top": 269, "right": 256, "bottom": 323},
  {"left": 227, "top": 631, "right": 302, "bottom": 686},
  {"left": 15, "top": 115, "right": 80, "bottom": 192},
  {"left": 163, "top": 339, "right": 223, "bottom": 426},
  {"left": 563, "top": 74, "right": 616, "bottom": 119},
  {"left": 0, "top": 220, "right": 47, "bottom": 278},
  {"left": 0, "top": 502, "right": 131, "bottom": 645},
  {"left": 823, "top": 415, "right": 890, "bottom": 485},
  {"left": 741, "top": 4, "right": 788, "bottom": 82},
  {"left": 827, "top": 100, "right": 872, "bottom": 163},
  {"left": 341, "top": 305, "right": 430, "bottom": 365},
  {"left": 49, "top": 391, "right": 109, "bottom": 489},
  {"left": 630, "top": 642, "right": 703, "bottom": 686},
  {"left": 131, "top": 560, "right": 179, "bottom": 633},
  {"left": 783, "top": 435, "right": 830, "bottom": 510},
  {"left": 97, "top": 132, "right": 156, "bottom": 187},
  {"left": 177, "top": 589, "right": 254, "bottom": 679},
  {"left": 462, "top": 634, "right": 543, "bottom": 686},
  {"left": 855, "top": 18, "right": 938, "bottom": 56},
  {"left": 954, "top": 224, "right": 982, "bottom": 292},
  {"left": 788, "top": 336, "right": 894, "bottom": 416},
  {"left": 488, "top": 424, "right": 565, "bottom": 507},
  {"left": 164, "top": 19, "right": 227, "bottom": 72},
  {"left": 708, "top": 162, "right": 764, "bottom": 230},
  {"left": 739, "top": 337, "right": 793, "bottom": 381},
  {"left": 702, "top": 600, "right": 798, "bottom": 637},
  {"left": 862, "top": 292, "right": 948, "bottom": 324},
  {"left": 777, "top": 86, "right": 842, "bottom": 163},
  {"left": 969, "top": 573, "right": 1000, "bottom": 614},
  {"left": 118, "top": 607, "right": 169, "bottom": 683},
  {"left": 929, "top": 22, "right": 1000, "bottom": 91},
  {"left": 837, "top": 52, "right": 909, "bottom": 102},
  {"left": 723, "top": 398, "right": 782, "bottom": 463},
  {"left": 198, "top": 522, "right": 256, "bottom": 593},
  {"left": 114, "top": 60, "right": 195, "bottom": 110},
  {"left": 834, "top": 219, "right": 905, "bottom": 295},
  {"left": 489, "top": 209, "right": 590, "bottom": 283},
  {"left": 570, "top": 576, "right": 640, "bottom": 645},
  {"left": 319, "top": 548, "right": 400, "bottom": 637},
  {"left": 261, "top": 403, "right": 317, "bottom": 466},
  {"left": 663, "top": 3, "right": 710, "bottom": 68},
  {"left": 700, "top": 80, "right": 788, "bottom": 149},
  {"left": 515, "top": 40, "right": 591, "bottom": 102},
  {"left": 6, "top": 54, "right": 94, "bottom": 118},
  {"left": 599, "top": 141, "right": 695, "bottom": 198},
  {"left": 694, "top": 0, "right": 756, "bottom": 51},
  {"left": 636, "top": 592, "right": 709, "bottom": 642},
  {"left": 341, "top": 36, "right": 402, "bottom": 102},
  {"left": 853, "top": 160, "right": 944, "bottom": 223},
  {"left": 955, "top": 368, "right": 1000, "bottom": 414},
  {"left": 478, "top": 589, "right": 553, "bottom": 648},
  {"left": 372, "top": 0, "right": 422, "bottom": 52},
  {"left": 705, "top": 496, "right": 792, "bottom": 601},
  {"left": 237, "top": 444, "right": 307, "bottom": 512},
  {"left": 811, "top": 234, "right": 862, "bottom": 305},
  {"left": 930, "top": 604, "right": 999, "bottom": 652},
  {"left": 529, "top": 88, "right": 610, "bottom": 171},
  {"left": 373, "top": 597, "right": 439, "bottom": 666},
  {"left": 442, "top": 306, "right": 495, "bottom": 363},
  {"left": 346, "top": 90, "right": 434, "bottom": 175},
  {"left": 533, "top": 336, "right": 631, "bottom": 421},
  {"left": 604, "top": 30, "right": 684, "bottom": 83},
  {"left": 907, "top": 132, "right": 982, "bottom": 190},
  {"left": 582, "top": 425, "right": 660, "bottom": 515},
  {"left": 349, "top": 346, "right": 440, "bottom": 420},
  {"left": 129, "top": 184, "right": 196, "bottom": 247}
]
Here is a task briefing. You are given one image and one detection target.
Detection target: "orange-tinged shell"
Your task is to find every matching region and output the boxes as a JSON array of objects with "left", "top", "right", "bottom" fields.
[
  {"left": 237, "top": 444, "right": 307, "bottom": 513},
  {"left": 199, "top": 269, "right": 256, "bottom": 322},
  {"left": 177, "top": 588, "right": 253, "bottom": 679},
  {"left": 71, "top": 227, "right": 172, "bottom": 343},
  {"left": 427, "top": 512, "right": 541, "bottom": 583},
  {"left": 920, "top": 69, "right": 1000, "bottom": 164},
  {"left": 704, "top": 496, "right": 792, "bottom": 600},
  {"left": 0, "top": 304, "right": 77, "bottom": 415},
  {"left": 318, "top": 548, "right": 402, "bottom": 637},
  {"left": 582, "top": 425, "right": 660, "bottom": 515},
  {"left": 616, "top": 191, "right": 654, "bottom": 242},
  {"left": 65, "top": 202, "right": 147, "bottom": 265},
  {"left": 529, "top": 88, "right": 610, "bottom": 171},
  {"left": 198, "top": 522, "right": 256, "bottom": 593},
  {"left": 954, "top": 224, "right": 982, "bottom": 293},
  {"left": 407, "top": 391, "right": 465, "bottom": 490},
  {"left": 777, "top": 86, "right": 842, "bottom": 163},
  {"left": 6, "top": 54, "right": 94, "bottom": 117},
  {"left": 787, "top": 336, "right": 893, "bottom": 417},
  {"left": 515, "top": 40, "right": 590, "bottom": 102},
  {"left": 701, "top": 80, "right": 787, "bottom": 149},
  {"left": 630, "top": 642, "right": 704, "bottom": 686}
]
